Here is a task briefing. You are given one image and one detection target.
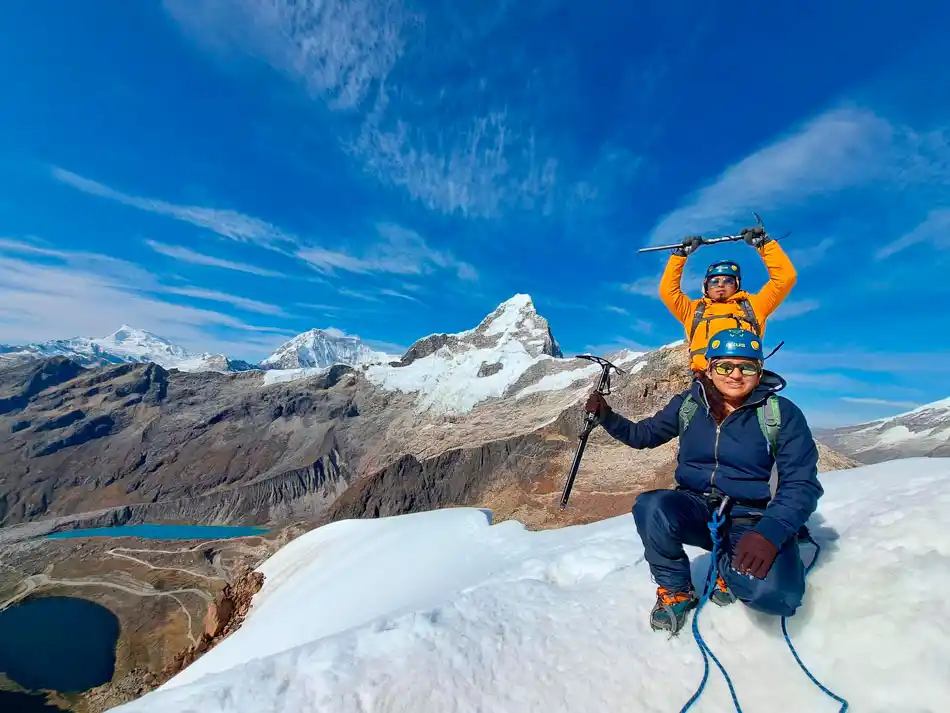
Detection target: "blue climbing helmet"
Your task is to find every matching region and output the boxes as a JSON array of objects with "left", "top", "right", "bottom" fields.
[
  {"left": 705, "top": 328, "right": 763, "bottom": 361},
  {"left": 704, "top": 260, "right": 741, "bottom": 290}
]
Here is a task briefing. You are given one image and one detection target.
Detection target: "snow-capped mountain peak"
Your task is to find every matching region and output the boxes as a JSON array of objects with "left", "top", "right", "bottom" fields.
[
  {"left": 260, "top": 328, "right": 396, "bottom": 370},
  {"left": 815, "top": 395, "right": 950, "bottom": 463},
  {"left": 0, "top": 326, "right": 243, "bottom": 373},
  {"left": 95, "top": 325, "right": 195, "bottom": 362},
  {"left": 460, "top": 293, "right": 562, "bottom": 358},
  {"left": 364, "top": 293, "right": 567, "bottom": 414}
]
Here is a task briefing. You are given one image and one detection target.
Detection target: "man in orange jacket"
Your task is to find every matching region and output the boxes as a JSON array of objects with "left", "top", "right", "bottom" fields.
[{"left": 660, "top": 226, "right": 797, "bottom": 373}]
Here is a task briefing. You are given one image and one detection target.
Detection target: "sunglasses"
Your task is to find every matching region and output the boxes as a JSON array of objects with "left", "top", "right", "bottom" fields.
[
  {"left": 707, "top": 277, "right": 737, "bottom": 287},
  {"left": 712, "top": 360, "right": 762, "bottom": 377}
]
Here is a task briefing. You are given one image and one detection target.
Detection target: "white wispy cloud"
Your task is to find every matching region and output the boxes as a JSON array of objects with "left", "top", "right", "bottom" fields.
[
  {"left": 645, "top": 107, "right": 898, "bottom": 246},
  {"left": 788, "top": 237, "right": 836, "bottom": 268},
  {"left": 605, "top": 305, "right": 629, "bottom": 315},
  {"left": 840, "top": 396, "right": 920, "bottom": 409},
  {"left": 161, "top": 286, "right": 288, "bottom": 316},
  {"left": 875, "top": 208, "right": 950, "bottom": 259},
  {"left": 0, "top": 250, "right": 290, "bottom": 359},
  {"left": 163, "top": 0, "right": 408, "bottom": 112},
  {"left": 353, "top": 107, "right": 561, "bottom": 219},
  {"left": 298, "top": 222, "right": 476, "bottom": 281},
  {"left": 52, "top": 167, "right": 298, "bottom": 250},
  {"left": 145, "top": 240, "right": 286, "bottom": 277},
  {"left": 379, "top": 288, "right": 421, "bottom": 302},
  {"left": 769, "top": 298, "right": 821, "bottom": 322},
  {"left": 163, "top": 0, "right": 571, "bottom": 221}
]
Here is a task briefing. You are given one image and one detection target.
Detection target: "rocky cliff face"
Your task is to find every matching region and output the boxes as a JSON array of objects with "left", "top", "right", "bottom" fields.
[{"left": 0, "top": 297, "right": 859, "bottom": 536}]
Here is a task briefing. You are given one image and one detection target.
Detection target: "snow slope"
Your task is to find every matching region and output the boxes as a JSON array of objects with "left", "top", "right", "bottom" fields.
[
  {"left": 114, "top": 457, "right": 950, "bottom": 713},
  {"left": 261, "top": 328, "right": 395, "bottom": 370},
  {"left": 0, "top": 325, "right": 243, "bottom": 373}
]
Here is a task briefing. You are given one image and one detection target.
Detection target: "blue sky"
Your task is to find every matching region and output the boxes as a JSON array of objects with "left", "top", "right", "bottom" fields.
[{"left": 0, "top": 1, "right": 948, "bottom": 427}]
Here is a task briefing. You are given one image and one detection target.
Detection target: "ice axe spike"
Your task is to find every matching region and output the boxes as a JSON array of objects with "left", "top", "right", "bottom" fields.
[{"left": 558, "top": 354, "right": 625, "bottom": 509}]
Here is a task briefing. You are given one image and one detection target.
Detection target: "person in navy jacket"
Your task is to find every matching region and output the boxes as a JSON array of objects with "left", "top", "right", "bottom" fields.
[{"left": 585, "top": 328, "right": 823, "bottom": 634}]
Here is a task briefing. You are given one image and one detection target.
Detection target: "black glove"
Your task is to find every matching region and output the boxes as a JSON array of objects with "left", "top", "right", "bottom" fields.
[
  {"left": 672, "top": 235, "right": 703, "bottom": 257},
  {"left": 741, "top": 226, "right": 771, "bottom": 249},
  {"left": 731, "top": 530, "right": 779, "bottom": 579},
  {"left": 584, "top": 391, "right": 611, "bottom": 420}
]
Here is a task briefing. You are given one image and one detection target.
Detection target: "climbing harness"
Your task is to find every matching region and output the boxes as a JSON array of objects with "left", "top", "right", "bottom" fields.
[{"left": 678, "top": 503, "right": 850, "bottom": 713}]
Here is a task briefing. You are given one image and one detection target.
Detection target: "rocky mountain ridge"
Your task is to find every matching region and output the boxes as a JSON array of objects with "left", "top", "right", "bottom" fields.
[
  {"left": 815, "top": 396, "right": 950, "bottom": 463},
  {"left": 0, "top": 293, "right": 860, "bottom": 536}
]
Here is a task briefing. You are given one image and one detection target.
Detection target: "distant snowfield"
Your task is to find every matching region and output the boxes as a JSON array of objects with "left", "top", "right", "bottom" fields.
[{"left": 114, "top": 458, "right": 950, "bottom": 713}]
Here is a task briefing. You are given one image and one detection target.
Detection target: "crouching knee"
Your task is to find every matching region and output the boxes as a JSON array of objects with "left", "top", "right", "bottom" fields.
[
  {"left": 632, "top": 489, "right": 676, "bottom": 535},
  {"left": 729, "top": 567, "right": 805, "bottom": 617}
]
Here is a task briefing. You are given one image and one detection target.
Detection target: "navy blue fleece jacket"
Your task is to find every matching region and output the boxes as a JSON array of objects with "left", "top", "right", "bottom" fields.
[{"left": 599, "top": 373, "right": 823, "bottom": 548}]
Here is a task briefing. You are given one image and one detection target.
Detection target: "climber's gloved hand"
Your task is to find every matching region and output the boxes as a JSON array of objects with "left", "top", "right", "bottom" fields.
[
  {"left": 731, "top": 530, "right": 779, "bottom": 579},
  {"left": 585, "top": 391, "right": 611, "bottom": 420},
  {"left": 742, "top": 225, "right": 771, "bottom": 249},
  {"left": 672, "top": 235, "right": 703, "bottom": 257}
]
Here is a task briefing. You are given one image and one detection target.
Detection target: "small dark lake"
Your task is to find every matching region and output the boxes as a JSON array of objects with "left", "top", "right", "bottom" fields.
[
  {"left": 48, "top": 523, "right": 268, "bottom": 540},
  {"left": 0, "top": 689, "right": 63, "bottom": 713},
  {"left": 0, "top": 596, "right": 119, "bottom": 694}
]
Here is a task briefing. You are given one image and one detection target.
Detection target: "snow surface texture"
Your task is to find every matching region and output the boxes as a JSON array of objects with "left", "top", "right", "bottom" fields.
[
  {"left": 365, "top": 294, "right": 564, "bottom": 414},
  {"left": 261, "top": 328, "right": 395, "bottom": 371},
  {"left": 114, "top": 457, "right": 950, "bottom": 713},
  {"left": 0, "top": 325, "right": 233, "bottom": 373}
]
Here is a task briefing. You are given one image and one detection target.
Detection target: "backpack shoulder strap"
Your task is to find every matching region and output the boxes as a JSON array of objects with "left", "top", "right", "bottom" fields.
[
  {"left": 678, "top": 394, "right": 699, "bottom": 438},
  {"left": 738, "top": 298, "right": 762, "bottom": 336},
  {"left": 688, "top": 301, "right": 707, "bottom": 341},
  {"left": 756, "top": 394, "right": 781, "bottom": 457},
  {"left": 757, "top": 394, "right": 782, "bottom": 501}
]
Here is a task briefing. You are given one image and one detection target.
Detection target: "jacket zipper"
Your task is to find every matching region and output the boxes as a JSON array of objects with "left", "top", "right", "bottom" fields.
[{"left": 696, "top": 379, "right": 770, "bottom": 490}]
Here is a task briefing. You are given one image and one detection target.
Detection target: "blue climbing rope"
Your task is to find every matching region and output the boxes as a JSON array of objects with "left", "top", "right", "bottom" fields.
[
  {"left": 677, "top": 520, "right": 851, "bottom": 713},
  {"left": 781, "top": 535, "right": 850, "bottom": 712},
  {"left": 678, "top": 506, "right": 744, "bottom": 713}
]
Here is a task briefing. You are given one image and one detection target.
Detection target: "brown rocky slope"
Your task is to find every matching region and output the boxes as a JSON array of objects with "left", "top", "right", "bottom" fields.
[{"left": 0, "top": 308, "right": 858, "bottom": 538}]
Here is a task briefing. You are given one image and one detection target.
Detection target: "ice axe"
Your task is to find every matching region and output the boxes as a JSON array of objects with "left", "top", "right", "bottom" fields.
[
  {"left": 637, "top": 212, "right": 791, "bottom": 253},
  {"left": 558, "top": 354, "right": 625, "bottom": 509}
]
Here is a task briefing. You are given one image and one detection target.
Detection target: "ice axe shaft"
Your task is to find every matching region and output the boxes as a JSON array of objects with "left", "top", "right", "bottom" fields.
[
  {"left": 637, "top": 233, "right": 743, "bottom": 253},
  {"left": 637, "top": 212, "right": 790, "bottom": 254},
  {"left": 558, "top": 354, "right": 625, "bottom": 509}
]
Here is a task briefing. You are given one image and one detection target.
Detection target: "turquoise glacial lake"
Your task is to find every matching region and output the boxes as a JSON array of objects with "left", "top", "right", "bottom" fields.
[{"left": 48, "top": 523, "right": 268, "bottom": 540}]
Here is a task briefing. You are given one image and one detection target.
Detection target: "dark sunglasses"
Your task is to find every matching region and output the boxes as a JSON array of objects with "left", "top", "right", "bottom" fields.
[
  {"left": 707, "top": 276, "right": 737, "bottom": 287},
  {"left": 712, "top": 360, "right": 762, "bottom": 377}
]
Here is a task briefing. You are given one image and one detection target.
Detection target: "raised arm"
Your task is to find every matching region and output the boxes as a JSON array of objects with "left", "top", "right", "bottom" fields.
[
  {"left": 659, "top": 254, "right": 695, "bottom": 325},
  {"left": 748, "top": 240, "right": 797, "bottom": 319}
]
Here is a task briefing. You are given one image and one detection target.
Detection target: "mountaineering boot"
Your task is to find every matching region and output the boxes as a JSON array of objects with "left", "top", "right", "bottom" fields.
[
  {"left": 650, "top": 587, "right": 698, "bottom": 634},
  {"left": 710, "top": 573, "right": 737, "bottom": 607}
]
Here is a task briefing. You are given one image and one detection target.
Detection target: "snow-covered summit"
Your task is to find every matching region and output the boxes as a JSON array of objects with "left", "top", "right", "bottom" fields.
[
  {"left": 364, "top": 293, "right": 565, "bottom": 414},
  {"left": 112, "top": 457, "right": 950, "bottom": 713},
  {"left": 816, "top": 395, "right": 950, "bottom": 463},
  {"left": 261, "top": 328, "right": 395, "bottom": 370},
  {"left": 0, "top": 325, "right": 245, "bottom": 374},
  {"left": 458, "top": 293, "right": 562, "bottom": 359}
]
